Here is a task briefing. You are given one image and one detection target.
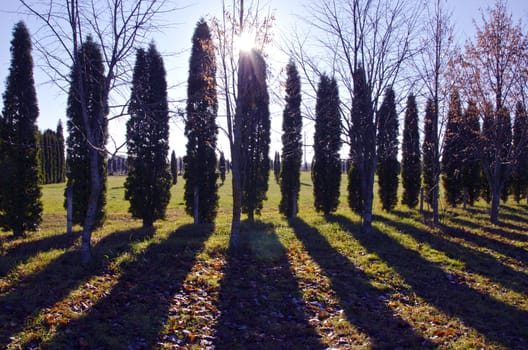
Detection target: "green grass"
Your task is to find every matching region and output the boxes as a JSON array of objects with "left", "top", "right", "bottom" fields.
[{"left": 1, "top": 173, "right": 527, "bottom": 349}]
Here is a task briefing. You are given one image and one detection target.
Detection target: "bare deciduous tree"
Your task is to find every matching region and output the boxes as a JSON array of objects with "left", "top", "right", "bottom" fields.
[
  {"left": 450, "top": 0, "right": 528, "bottom": 223},
  {"left": 414, "top": 0, "right": 455, "bottom": 226},
  {"left": 20, "top": 0, "right": 172, "bottom": 265},
  {"left": 288, "top": 0, "right": 420, "bottom": 231}
]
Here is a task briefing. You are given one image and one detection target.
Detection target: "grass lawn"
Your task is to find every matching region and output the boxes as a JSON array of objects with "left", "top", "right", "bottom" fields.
[{"left": 1, "top": 173, "right": 527, "bottom": 349}]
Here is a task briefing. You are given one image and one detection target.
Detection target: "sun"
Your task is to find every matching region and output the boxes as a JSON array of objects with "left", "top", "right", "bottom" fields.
[{"left": 237, "top": 31, "right": 255, "bottom": 52}]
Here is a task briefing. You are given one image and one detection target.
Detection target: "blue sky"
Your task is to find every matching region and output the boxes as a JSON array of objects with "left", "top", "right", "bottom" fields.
[{"left": 0, "top": 0, "right": 527, "bottom": 160}]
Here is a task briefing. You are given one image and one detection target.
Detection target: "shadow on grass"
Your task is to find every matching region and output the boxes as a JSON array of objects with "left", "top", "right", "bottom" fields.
[
  {"left": 0, "top": 226, "right": 154, "bottom": 346},
  {"left": 289, "top": 217, "right": 436, "bottom": 349},
  {"left": 447, "top": 215, "right": 528, "bottom": 244},
  {"left": 43, "top": 223, "right": 213, "bottom": 349},
  {"left": 331, "top": 215, "right": 528, "bottom": 350},
  {"left": 214, "top": 220, "right": 325, "bottom": 349},
  {"left": 0, "top": 231, "right": 80, "bottom": 279},
  {"left": 442, "top": 220, "right": 528, "bottom": 264},
  {"left": 378, "top": 213, "right": 528, "bottom": 295}
]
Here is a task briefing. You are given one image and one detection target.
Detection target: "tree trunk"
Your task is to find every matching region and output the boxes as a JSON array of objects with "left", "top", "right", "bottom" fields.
[
  {"left": 490, "top": 183, "right": 501, "bottom": 224},
  {"left": 420, "top": 188, "right": 424, "bottom": 213},
  {"left": 67, "top": 184, "right": 73, "bottom": 234},
  {"left": 193, "top": 186, "right": 199, "bottom": 224},
  {"left": 362, "top": 164, "right": 375, "bottom": 233},
  {"left": 432, "top": 186, "right": 439, "bottom": 226},
  {"left": 292, "top": 192, "right": 298, "bottom": 218},
  {"left": 230, "top": 161, "right": 242, "bottom": 248},
  {"left": 81, "top": 147, "right": 102, "bottom": 267}
]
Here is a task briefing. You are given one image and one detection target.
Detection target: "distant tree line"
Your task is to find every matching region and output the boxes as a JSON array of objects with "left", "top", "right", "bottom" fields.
[{"left": 38, "top": 122, "right": 66, "bottom": 184}]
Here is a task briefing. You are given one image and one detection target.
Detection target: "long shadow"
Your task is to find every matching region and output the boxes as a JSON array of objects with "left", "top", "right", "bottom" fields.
[
  {"left": 43, "top": 223, "right": 213, "bottom": 349},
  {"left": 500, "top": 204, "right": 528, "bottom": 217},
  {"left": 442, "top": 220, "right": 528, "bottom": 264},
  {"left": 214, "top": 221, "right": 325, "bottom": 349},
  {"left": 0, "top": 231, "right": 80, "bottom": 279},
  {"left": 0, "top": 226, "right": 153, "bottom": 346},
  {"left": 331, "top": 215, "right": 528, "bottom": 349},
  {"left": 288, "top": 218, "right": 436, "bottom": 349},
  {"left": 448, "top": 216, "right": 528, "bottom": 244},
  {"left": 375, "top": 214, "right": 528, "bottom": 295}
]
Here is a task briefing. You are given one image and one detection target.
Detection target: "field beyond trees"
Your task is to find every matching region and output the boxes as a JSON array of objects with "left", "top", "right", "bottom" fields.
[{"left": 1, "top": 174, "right": 527, "bottom": 349}]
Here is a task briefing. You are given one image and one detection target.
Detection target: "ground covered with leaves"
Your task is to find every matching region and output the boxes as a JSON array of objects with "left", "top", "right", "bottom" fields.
[{"left": 1, "top": 176, "right": 527, "bottom": 349}]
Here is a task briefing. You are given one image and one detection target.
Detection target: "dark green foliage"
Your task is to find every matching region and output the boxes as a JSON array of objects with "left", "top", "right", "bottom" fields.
[
  {"left": 348, "top": 66, "right": 374, "bottom": 214},
  {"left": 401, "top": 94, "right": 421, "bottom": 208},
  {"left": 56, "top": 121, "right": 65, "bottom": 182},
  {"left": 236, "top": 49, "right": 271, "bottom": 220},
  {"left": 442, "top": 90, "right": 464, "bottom": 207},
  {"left": 218, "top": 152, "right": 226, "bottom": 185},
  {"left": 65, "top": 36, "right": 107, "bottom": 228},
  {"left": 312, "top": 74, "right": 341, "bottom": 215},
  {"left": 183, "top": 20, "right": 219, "bottom": 224},
  {"left": 376, "top": 87, "right": 399, "bottom": 212},
  {"left": 481, "top": 104, "right": 494, "bottom": 203},
  {"left": 108, "top": 156, "right": 127, "bottom": 175},
  {"left": 170, "top": 150, "right": 178, "bottom": 185},
  {"left": 39, "top": 125, "right": 65, "bottom": 184},
  {"left": 0, "top": 22, "right": 42, "bottom": 236},
  {"left": 511, "top": 101, "right": 528, "bottom": 203},
  {"left": 279, "top": 61, "right": 303, "bottom": 218},
  {"left": 125, "top": 45, "right": 172, "bottom": 227},
  {"left": 422, "top": 98, "right": 437, "bottom": 206},
  {"left": 460, "top": 100, "right": 481, "bottom": 206},
  {"left": 273, "top": 151, "right": 281, "bottom": 184}
]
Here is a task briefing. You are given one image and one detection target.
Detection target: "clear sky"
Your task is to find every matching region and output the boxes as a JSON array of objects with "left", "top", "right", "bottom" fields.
[{"left": 0, "top": 0, "right": 527, "bottom": 161}]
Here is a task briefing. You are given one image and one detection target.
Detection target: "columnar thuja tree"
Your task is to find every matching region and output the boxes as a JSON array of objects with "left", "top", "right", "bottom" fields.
[
  {"left": 442, "top": 89, "right": 464, "bottom": 207},
  {"left": 125, "top": 45, "right": 171, "bottom": 228},
  {"left": 348, "top": 66, "right": 375, "bottom": 221},
  {"left": 0, "top": 22, "right": 42, "bottom": 237},
  {"left": 401, "top": 94, "right": 421, "bottom": 208},
  {"left": 279, "top": 61, "right": 303, "bottom": 218},
  {"left": 56, "top": 121, "right": 66, "bottom": 183},
  {"left": 39, "top": 123, "right": 65, "bottom": 184},
  {"left": 184, "top": 19, "right": 219, "bottom": 224},
  {"left": 313, "top": 74, "right": 341, "bottom": 215},
  {"left": 211, "top": 0, "right": 275, "bottom": 247},
  {"left": 376, "top": 87, "right": 399, "bottom": 212},
  {"left": 236, "top": 49, "right": 271, "bottom": 222},
  {"left": 218, "top": 152, "right": 226, "bottom": 185},
  {"left": 422, "top": 99, "right": 437, "bottom": 207},
  {"left": 65, "top": 36, "right": 108, "bottom": 231},
  {"left": 460, "top": 100, "right": 481, "bottom": 207},
  {"left": 170, "top": 150, "right": 178, "bottom": 185},
  {"left": 511, "top": 102, "right": 528, "bottom": 203},
  {"left": 273, "top": 151, "right": 281, "bottom": 184}
]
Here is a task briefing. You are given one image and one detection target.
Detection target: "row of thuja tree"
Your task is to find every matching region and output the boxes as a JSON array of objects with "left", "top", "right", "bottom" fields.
[{"left": 1, "top": 2, "right": 527, "bottom": 267}]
